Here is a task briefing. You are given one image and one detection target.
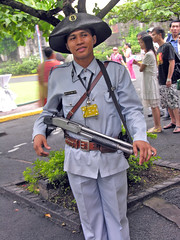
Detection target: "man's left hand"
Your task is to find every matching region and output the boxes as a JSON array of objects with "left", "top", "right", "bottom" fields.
[{"left": 133, "top": 140, "right": 157, "bottom": 165}]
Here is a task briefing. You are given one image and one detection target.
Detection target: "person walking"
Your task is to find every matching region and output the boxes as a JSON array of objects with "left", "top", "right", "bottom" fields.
[
  {"left": 133, "top": 35, "right": 162, "bottom": 133},
  {"left": 152, "top": 27, "right": 180, "bottom": 133},
  {"left": 37, "top": 47, "right": 61, "bottom": 106},
  {"left": 33, "top": 13, "right": 156, "bottom": 240},
  {"left": 122, "top": 43, "right": 136, "bottom": 80},
  {"left": 106, "top": 47, "right": 126, "bottom": 66}
]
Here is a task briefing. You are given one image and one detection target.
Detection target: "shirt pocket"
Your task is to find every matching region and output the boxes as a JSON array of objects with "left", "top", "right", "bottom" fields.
[{"left": 62, "top": 94, "right": 81, "bottom": 117}]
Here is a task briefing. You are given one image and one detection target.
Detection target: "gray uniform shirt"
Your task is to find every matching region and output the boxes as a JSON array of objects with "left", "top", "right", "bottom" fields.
[{"left": 33, "top": 58, "right": 147, "bottom": 179}]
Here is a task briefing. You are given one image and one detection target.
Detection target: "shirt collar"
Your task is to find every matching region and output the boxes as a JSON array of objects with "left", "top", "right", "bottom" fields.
[{"left": 72, "top": 58, "right": 97, "bottom": 82}]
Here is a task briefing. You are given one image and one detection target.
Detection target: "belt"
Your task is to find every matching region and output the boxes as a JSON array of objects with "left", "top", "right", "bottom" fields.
[{"left": 65, "top": 136, "right": 117, "bottom": 153}]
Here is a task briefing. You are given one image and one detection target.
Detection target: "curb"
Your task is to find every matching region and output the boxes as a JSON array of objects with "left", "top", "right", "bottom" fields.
[
  {"left": 1, "top": 160, "right": 180, "bottom": 232},
  {"left": 0, "top": 108, "right": 43, "bottom": 123}
]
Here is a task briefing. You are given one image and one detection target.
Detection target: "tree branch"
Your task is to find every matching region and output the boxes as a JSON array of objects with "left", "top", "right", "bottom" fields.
[
  {"left": 0, "top": 0, "right": 60, "bottom": 26},
  {"left": 77, "top": 0, "right": 87, "bottom": 13},
  {"left": 97, "top": 0, "right": 121, "bottom": 19}
]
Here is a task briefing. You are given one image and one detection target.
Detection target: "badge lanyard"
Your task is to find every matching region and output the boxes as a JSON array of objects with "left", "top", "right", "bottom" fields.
[
  {"left": 72, "top": 62, "right": 94, "bottom": 105},
  {"left": 78, "top": 73, "right": 94, "bottom": 105}
]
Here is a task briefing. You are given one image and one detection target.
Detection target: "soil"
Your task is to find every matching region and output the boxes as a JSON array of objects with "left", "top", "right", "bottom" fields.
[{"left": 48, "top": 165, "right": 180, "bottom": 213}]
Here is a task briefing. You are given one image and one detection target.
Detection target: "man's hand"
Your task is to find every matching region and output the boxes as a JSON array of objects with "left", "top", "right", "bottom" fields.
[
  {"left": 133, "top": 140, "right": 157, "bottom": 165},
  {"left": 33, "top": 134, "right": 51, "bottom": 157}
]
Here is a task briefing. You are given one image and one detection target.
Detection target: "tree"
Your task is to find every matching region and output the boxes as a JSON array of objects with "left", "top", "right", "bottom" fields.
[
  {"left": 0, "top": 0, "right": 120, "bottom": 46},
  {"left": 107, "top": 0, "right": 180, "bottom": 25}
]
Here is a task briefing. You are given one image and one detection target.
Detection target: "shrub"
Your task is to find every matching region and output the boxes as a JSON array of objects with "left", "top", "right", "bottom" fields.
[
  {"left": 23, "top": 132, "right": 160, "bottom": 194},
  {"left": 0, "top": 55, "right": 40, "bottom": 75}
]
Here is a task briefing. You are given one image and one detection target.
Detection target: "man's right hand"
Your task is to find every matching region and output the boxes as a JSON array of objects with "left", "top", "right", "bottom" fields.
[{"left": 33, "top": 134, "right": 51, "bottom": 156}]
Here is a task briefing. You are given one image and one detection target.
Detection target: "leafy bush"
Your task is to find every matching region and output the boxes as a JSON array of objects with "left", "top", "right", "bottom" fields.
[
  {"left": 23, "top": 132, "right": 160, "bottom": 194},
  {"left": 23, "top": 149, "right": 66, "bottom": 193},
  {"left": 0, "top": 55, "right": 40, "bottom": 75}
]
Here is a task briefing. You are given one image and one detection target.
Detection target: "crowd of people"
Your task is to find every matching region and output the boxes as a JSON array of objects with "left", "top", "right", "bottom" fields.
[
  {"left": 104, "top": 20, "right": 180, "bottom": 134},
  {"left": 134, "top": 21, "right": 180, "bottom": 134}
]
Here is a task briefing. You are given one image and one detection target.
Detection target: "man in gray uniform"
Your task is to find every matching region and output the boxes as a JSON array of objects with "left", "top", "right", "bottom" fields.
[{"left": 33, "top": 13, "right": 156, "bottom": 240}]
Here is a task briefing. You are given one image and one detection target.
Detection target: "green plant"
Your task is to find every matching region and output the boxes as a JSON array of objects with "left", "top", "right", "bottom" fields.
[
  {"left": 23, "top": 149, "right": 66, "bottom": 193},
  {"left": 24, "top": 130, "right": 160, "bottom": 195},
  {"left": 0, "top": 55, "right": 40, "bottom": 75}
]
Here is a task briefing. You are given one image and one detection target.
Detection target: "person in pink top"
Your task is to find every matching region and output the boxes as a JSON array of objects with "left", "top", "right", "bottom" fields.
[
  {"left": 122, "top": 43, "right": 136, "bottom": 80},
  {"left": 107, "top": 47, "right": 126, "bottom": 66},
  {"left": 37, "top": 47, "right": 61, "bottom": 106}
]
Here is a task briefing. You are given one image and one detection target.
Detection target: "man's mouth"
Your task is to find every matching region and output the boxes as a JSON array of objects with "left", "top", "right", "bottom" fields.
[{"left": 77, "top": 47, "right": 86, "bottom": 53}]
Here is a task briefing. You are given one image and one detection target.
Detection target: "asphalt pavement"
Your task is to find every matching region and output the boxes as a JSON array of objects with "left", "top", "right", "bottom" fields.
[{"left": 1, "top": 67, "right": 180, "bottom": 240}]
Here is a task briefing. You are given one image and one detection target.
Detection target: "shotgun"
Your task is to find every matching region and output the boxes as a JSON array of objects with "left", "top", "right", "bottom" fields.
[{"left": 44, "top": 116, "right": 134, "bottom": 155}]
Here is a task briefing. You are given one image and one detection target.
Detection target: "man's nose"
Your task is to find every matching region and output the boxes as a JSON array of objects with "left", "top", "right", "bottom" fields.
[{"left": 76, "top": 36, "right": 83, "bottom": 44}]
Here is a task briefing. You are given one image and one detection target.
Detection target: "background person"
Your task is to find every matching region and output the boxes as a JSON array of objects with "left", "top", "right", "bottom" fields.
[
  {"left": 178, "top": 32, "right": 180, "bottom": 55},
  {"left": 133, "top": 35, "right": 161, "bottom": 133},
  {"left": 106, "top": 47, "right": 126, "bottom": 66},
  {"left": 166, "top": 20, "right": 180, "bottom": 53},
  {"left": 122, "top": 43, "right": 136, "bottom": 80},
  {"left": 33, "top": 13, "right": 156, "bottom": 240},
  {"left": 152, "top": 27, "right": 180, "bottom": 133},
  {"left": 37, "top": 47, "right": 61, "bottom": 106}
]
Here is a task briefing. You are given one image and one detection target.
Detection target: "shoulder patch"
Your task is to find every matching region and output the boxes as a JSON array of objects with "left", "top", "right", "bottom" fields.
[
  {"left": 49, "top": 62, "right": 72, "bottom": 75},
  {"left": 104, "top": 60, "right": 122, "bottom": 66}
]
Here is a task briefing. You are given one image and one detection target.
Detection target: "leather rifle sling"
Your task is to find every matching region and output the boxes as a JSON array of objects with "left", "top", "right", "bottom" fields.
[{"left": 66, "top": 62, "right": 109, "bottom": 120}]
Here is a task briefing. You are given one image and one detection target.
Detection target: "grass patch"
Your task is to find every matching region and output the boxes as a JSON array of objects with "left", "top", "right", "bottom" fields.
[{"left": 9, "top": 81, "right": 39, "bottom": 105}]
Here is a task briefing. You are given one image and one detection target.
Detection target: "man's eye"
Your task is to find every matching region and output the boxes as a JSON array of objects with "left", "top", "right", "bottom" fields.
[{"left": 69, "top": 36, "right": 75, "bottom": 40}]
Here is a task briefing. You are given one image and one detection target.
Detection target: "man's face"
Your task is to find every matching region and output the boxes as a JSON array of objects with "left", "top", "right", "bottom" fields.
[
  {"left": 170, "top": 22, "right": 180, "bottom": 38},
  {"left": 66, "top": 29, "right": 96, "bottom": 63},
  {"left": 151, "top": 31, "right": 160, "bottom": 43}
]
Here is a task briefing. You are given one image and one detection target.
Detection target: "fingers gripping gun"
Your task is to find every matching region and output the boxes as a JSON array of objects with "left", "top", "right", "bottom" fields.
[{"left": 44, "top": 116, "right": 134, "bottom": 155}]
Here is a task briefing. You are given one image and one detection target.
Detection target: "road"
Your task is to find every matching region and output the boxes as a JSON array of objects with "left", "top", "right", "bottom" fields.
[{"left": 0, "top": 114, "right": 64, "bottom": 186}]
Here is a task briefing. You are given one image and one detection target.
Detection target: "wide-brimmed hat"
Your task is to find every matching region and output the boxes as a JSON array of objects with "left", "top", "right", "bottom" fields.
[{"left": 49, "top": 13, "right": 112, "bottom": 53}]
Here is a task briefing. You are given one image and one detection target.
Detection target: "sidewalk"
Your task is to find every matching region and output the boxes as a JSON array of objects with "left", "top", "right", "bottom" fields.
[
  {"left": 1, "top": 101, "right": 180, "bottom": 240},
  {"left": 0, "top": 101, "right": 42, "bottom": 123}
]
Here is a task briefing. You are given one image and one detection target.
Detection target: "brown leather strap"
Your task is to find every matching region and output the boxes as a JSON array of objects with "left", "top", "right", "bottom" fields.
[
  {"left": 65, "top": 135, "right": 117, "bottom": 153},
  {"left": 66, "top": 61, "right": 109, "bottom": 120}
]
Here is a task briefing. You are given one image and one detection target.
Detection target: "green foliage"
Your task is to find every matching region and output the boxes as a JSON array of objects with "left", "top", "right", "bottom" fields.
[
  {"left": 106, "top": 0, "right": 180, "bottom": 24},
  {"left": 127, "top": 154, "right": 160, "bottom": 183},
  {"left": 122, "top": 25, "right": 142, "bottom": 54},
  {"left": 0, "top": 0, "right": 61, "bottom": 46},
  {"left": 0, "top": 55, "right": 40, "bottom": 75},
  {"left": 24, "top": 132, "right": 160, "bottom": 194},
  {"left": 23, "top": 149, "right": 66, "bottom": 193},
  {"left": 0, "top": 37, "right": 18, "bottom": 56}
]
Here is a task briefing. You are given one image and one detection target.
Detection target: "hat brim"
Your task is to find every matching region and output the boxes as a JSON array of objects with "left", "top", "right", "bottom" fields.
[{"left": 49, "top": 13, "right": 112, "bottom": 53}]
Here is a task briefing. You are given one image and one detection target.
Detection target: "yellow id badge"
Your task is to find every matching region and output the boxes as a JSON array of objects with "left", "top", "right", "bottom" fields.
[{"left": 81, "top": 104, "right": 99, "bottom": 118}]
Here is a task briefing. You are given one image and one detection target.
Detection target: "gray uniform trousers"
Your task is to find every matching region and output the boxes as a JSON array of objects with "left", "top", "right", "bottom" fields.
[{"left": 68, "top": 170, "right": 130, "bottom": 240}]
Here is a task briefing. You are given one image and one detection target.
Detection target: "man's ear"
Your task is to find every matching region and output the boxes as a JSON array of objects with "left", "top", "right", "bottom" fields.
[
  {"left": 66, "top": 43, "right": 69, "bottom": 51},
  {"left": 93, "top": 35, "right": 97, "bottom": 46}
]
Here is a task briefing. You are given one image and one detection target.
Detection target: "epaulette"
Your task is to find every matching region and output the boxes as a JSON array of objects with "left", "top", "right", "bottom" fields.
[
  {"left": 50, "top": 62, "right": 72, "bottom": 75},
  {"left": 103, "top": 60, "right": 122, "bottom": 66}
]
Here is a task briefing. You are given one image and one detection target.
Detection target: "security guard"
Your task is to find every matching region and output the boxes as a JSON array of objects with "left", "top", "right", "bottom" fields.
[{"left": 33, "top": 13, "right": 156, "bottom": 240}]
